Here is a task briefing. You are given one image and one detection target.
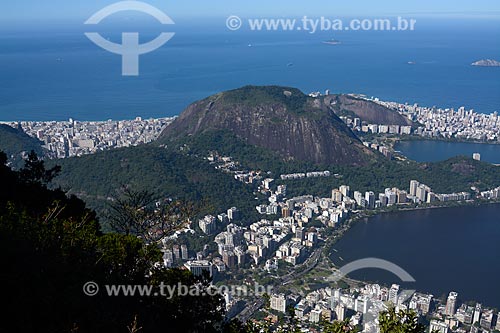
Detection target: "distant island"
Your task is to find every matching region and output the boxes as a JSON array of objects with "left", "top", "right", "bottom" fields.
[{"left": 471, "top": 59, "right": 500, "bottom": 67}]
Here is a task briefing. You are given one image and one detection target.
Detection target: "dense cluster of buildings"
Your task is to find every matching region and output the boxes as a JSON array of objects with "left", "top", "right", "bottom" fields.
[
  {"left": 180, "top": 179, "right": 342, "bottom": 277},
  {"left": 480, "top": 185, "right": 500, "bottom": 200},
  {"left": 165, "top": 143, "right": 499, "bottom": 332},
  {"left": 338, "top": 116, "right": 413, "bottom": 138},
  {"left": 428, "top": 291, "right": 500, "bottom": 333},
  {"left": 268, "top": 284, "right": 418, "bottom": 332},
  {"left": 5, "top": 117, "right": 173, "bottom": 158},
  {"left": 198, "top": 207, "right": 240, "bottom": 235},
  {"left": 368, "top": 97, "right": 500, "bottom": 142},
  {"left": 362, "top": 141, "right": 394, "bottom": 159},
  {"left": 195, "top": 186, "right": 322, "bottom": 271},
  {"left": 408, "top": 180, "right": 472, "bottom": 204},
  {"left": 346, "top": 180, "right": 470, "bottom": 210},
  {"left": 327, "top": 92, "right": 500, "bottom": 144},
  {"left": 170, "top": 164, "right": 500, "bottom": 331},
  {"left": 183, "top": 172, "right": 481, "bottom": 277},
  {"left": 267, "top": 286, "right": 500, "bottom": 333},
  {"left": 162, "top": 244, "right": 189, "bottom": 268}
]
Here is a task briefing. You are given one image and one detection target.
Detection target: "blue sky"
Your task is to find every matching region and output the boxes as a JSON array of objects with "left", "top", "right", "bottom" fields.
[{"left": 2, "top": 0, "right": 500, "bottom": 22}]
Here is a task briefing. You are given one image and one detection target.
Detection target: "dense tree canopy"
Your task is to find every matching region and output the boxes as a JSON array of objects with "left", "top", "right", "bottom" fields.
[
  {"left": 379, "top": 308, "right": 427, "bottom": 333},
  {"left": 0, "top": 151, "right": 225, "bottom": 332}
]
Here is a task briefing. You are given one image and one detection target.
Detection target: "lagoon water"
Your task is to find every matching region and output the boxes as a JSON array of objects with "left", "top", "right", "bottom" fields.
[
  {"left": 395, "top": 140, "right": 500, "bottom": 164},
  {"left": 0, "top": 18, "right": 499, "bottom": 121},
  {"left": 331, "top": 204, "right": 500, "bottom": 308}
]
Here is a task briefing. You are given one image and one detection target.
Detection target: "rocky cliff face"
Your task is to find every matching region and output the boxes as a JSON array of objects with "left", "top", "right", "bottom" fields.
[
  {"left": 324, "top": 94, "right": 413, "bottom": 126},
  {"left": 160, "top": 86, "right": 375, "bottom": 166}
]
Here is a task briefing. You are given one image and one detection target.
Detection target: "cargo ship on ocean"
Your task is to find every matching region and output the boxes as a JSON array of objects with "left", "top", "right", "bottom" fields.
[{"left": 323, "top": 39, "right": 341, "bottom": 45}]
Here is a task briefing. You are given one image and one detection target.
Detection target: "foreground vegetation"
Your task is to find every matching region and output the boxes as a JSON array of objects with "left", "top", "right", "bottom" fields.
[{"left": 0, "top": 151, "right": 225, "bottom": 332}]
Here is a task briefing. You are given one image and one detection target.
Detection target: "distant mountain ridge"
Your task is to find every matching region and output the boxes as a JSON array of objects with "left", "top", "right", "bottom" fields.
[
  {"left": 160, "top": 86, "right": 376, "bottom": 166},
  {"left": 0, "top": 124, "right": 45, "bottom": 166}
]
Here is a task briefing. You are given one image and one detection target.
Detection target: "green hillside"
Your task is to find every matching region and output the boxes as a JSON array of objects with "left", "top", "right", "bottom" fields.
[
  {"left": 49, "top": 143, "right": 261, "bottom": 229},
  {"left": 0, "top": 124, "right": 45, "bottom": 167},
  {"left": 50, "top": 129, "right": 500, "bottom": 225}
]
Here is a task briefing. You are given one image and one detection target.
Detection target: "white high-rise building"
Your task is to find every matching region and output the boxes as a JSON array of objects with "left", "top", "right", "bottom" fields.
[
  {"left": 199, "top": 215, "right": 217, "bottom": 235},
  {"left": 385, "top": 189, "right": 397, "bottom": 205},
  {"left": 365, "top": 191, "right": 376, "bottom": 209},
  {"left": 335, "top": 304, "right": 346, "bottom": 321},
  {"left": 389, "top": 284, "right": 400, "bottom": 305},
  {"left": 163, "top": 249, "right": 173, "bottom": 268},
  {"left": 480, "top": 309, "right": 494, "bottom": 329},
  {"left": 181, "top": 245, "right": 188, "bottom": 260},
  {"left": 410, "top": 180, "right": 419, "bottom": 196},
  {"left": 310, "top": 308, "right": 322, "bottom": 323},
  {"left": 340, "top": 185, "right": 351, "bottom": 198},
  {"left": 416, "top": 184, "right": 428, "bottom": 202},
  {"left": 445, "top": 292, "right": 458, "bottom": 316},
  {"left": 354, "top": 191, "right": 366, "bottom": 208},
  {"left": 227, "top": 207, "right": 239, "bottom": 220},
  {"left": 173, "top": 245, "right": 180, "bottom": 260},
  {"left": 354, "top": 118, "right": 361, "bottom": 128},
  {"left": 184, "top": 260, "right": 213, "bottom": 277},
  {"left": 355, "top": 296, "right": 369, "bottom": 314},
  {"left": 429, "top": 320, "right": 449, "bottom": 333},
  {"left": 379, "top": 193, "right": 388, "bottom": 206},
  {"left": 473, "top": 303, "right": 482, "bottom": 324},
  {"left": 332, "top": 189, "right": 343, "bottom": 203},
  {"left": 409, "top": 293, "right": 433, "bottom": 315},
  {"left": 270, "top": 294, "right": 288, "bottom": 313}
]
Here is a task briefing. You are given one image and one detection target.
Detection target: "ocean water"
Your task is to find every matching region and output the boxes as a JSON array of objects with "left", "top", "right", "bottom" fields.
[{"left": 0, "top": 18, "right": 499, "bottom": 121}]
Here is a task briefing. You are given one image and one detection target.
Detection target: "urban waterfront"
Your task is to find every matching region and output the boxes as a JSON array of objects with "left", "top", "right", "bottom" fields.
[
  {"left": 395, "top": 140, "right": 500, "bottom": 164},
  {"left": 331, "top": 204, "right": 500, "bottom": 309}
]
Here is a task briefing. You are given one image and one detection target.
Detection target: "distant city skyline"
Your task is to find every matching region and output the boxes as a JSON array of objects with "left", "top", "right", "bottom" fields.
[{"left": 1, "top": 0, "right": 500, "bottom": 22}]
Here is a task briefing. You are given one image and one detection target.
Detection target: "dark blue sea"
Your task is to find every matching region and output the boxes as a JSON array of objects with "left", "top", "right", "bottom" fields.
[{"left": 0, "top": 18, "right": 499, "bottom": 121}]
